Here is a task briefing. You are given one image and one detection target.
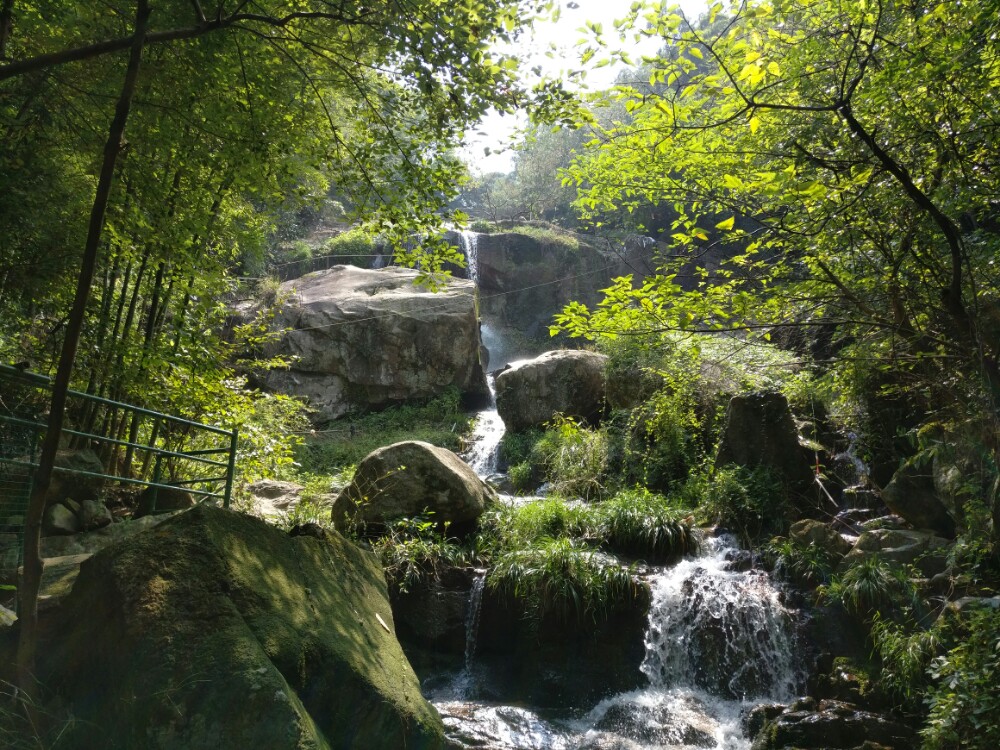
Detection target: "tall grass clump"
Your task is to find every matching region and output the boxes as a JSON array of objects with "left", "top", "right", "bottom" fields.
[
  {"left": 694, "top": 464, "right": 789, "bottom": 543},
  {"left": 371, "top": 515, "right": 470, "bottom": 592},
  {"left": 487, "top": 536, "right": 638, "bottom": 623},
  {"left": 533, "top": 415, "right": 608, "bottom": 500},
  {"left": 596, "top": 488, "right": 695, "bottom": 563}
]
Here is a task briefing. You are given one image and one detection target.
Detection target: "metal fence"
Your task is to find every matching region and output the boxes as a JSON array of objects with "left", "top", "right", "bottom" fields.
[{"left": 0, "top": 363, "right": 237, "bottom": 581}]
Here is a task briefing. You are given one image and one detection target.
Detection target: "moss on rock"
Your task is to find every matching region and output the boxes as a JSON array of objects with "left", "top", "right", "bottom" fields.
[{"left": 45, "top": 505, "right": 444, "bottom": 750}]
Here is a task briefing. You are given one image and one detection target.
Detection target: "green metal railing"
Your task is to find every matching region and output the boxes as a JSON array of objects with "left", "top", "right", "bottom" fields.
[{"left": 0, "top": 364, "right": 237, "bottom": 580}]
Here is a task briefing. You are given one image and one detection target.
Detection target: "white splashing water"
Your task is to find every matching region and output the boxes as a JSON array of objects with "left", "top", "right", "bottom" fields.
[
  {"left": 432, "top": 534, "right": 802, "bottom": 749},
  {"left": 458, "top": 230, "right": 481, "bottom": 285},
  {"left": 464, "top": 375, "right": 505, "bottom": 477}
]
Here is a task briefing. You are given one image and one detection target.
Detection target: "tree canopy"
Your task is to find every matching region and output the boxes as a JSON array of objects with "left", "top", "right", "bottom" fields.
[{"left": 555, "top": 0, "right": 1000, "bottom": 425}]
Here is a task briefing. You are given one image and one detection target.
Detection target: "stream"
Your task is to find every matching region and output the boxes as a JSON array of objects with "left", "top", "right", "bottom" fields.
[
  {"left": 424, "top": 535, "right": 802, "bottom": 749},
  {"left": 443, "top": 231, "right": 803, "bottom": 748}
]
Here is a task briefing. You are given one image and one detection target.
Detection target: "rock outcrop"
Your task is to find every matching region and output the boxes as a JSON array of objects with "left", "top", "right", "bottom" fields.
[
  {"left": 880, "top": 459, "right": 957, "bottom": 537},
  {"left": 842, "top": 528, "right": 951, "bottom": 576},
  {"left": 749, "top": 698, "right": 915, "bottom": 750},
  {"left": 332, "top": 441, "right": 496, "bottom": 533},
  {"left": 452, "top": 230, "right": 655, "bottom": 340},
  {"left": 494, "top": 350, "right": 608, "bottom": 432},
  {"left": 38, "top": 505, "right": 445, "bottom": 750},
  {"left": 714, "top": 391, "right": 813, "bottom": 491},
  {"left": 255, "top": 266, "right": 489, "bottom": 422}
]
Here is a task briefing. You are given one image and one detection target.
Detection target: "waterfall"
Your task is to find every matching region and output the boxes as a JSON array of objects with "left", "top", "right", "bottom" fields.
[
  {"left": 458, "top": 230, "right": 480, "bottom": 284},
  {"left": 431, "top": 534, "right": 803, "bottom": 749},
  {"left": 464, "top": 572, "right": 486, "bottom": 669},
  {"left": 641, "top": 534, "right": 800, "bottom": 701},
  {"left": 464, "top": 374, "right": 505, "bottom": 477}
]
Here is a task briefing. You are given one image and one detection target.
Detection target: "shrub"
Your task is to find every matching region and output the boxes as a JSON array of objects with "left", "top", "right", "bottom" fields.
[
  {"left": 767, "top": 536, "right": 839, "bottom": 587},
  {"left": 371, "top": 515, "right": 470, "bottom": 593},
  {"left": 533, "top": 415, "right": 608, "bottom": 500},
  {"left": 822, "top": 555, "right": 922, "bottom": 620},
  {"left": 480, "top": 497, "right": 592, "bottom": 554},
  {"left": 922, "top": 608, "right": 1000, "bottom": 749},
  {"left": 696, "top": 464, "right": 789, "bottom": 543},
  {"left": 323, "top": 225, "right": 380, "bottom": 262},
  {"left": 487, "top": 536, "right": 638, "bottom": 623}
]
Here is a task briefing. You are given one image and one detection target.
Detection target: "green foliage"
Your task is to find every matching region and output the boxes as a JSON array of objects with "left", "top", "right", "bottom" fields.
[
  {"left": 323, "top": 226, "right": 381, "bottom": 261},
  {"left": 487, "top": 536, "right": 638, "bottom": 623},
  {"left": 480, "top": 497, "right": 592, "bottom": 554},
  {"left": 870, "top": 614, "right": 940, "bottom": 704},
  {"left": 531, "top": 415, "right": 608, "bottom": 500},
  {"left": 371, "top": 515, "right": 470, "bottom": 593},
  {"left": 922, "top": 609, "right": 1000, "bottom": 750},
  {"left": 767, "top": 536, "right": 838, "bottom": 588},
  {"left": 823, "top": 556, "right": 922, "bottom": 621},
  {"left": 296, "top": 387, "right": 470, "bottom": 472},
  {"left": 595, "top": 488, "right": 694, "bottom": 562},
  {"left": 695, "top": 464, "right": 788, "bottom": 543}
]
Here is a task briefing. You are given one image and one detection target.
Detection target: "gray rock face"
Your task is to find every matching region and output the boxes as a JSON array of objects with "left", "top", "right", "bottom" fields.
[
  {"left": 715, "top": 391, "right": 812, "bottom": 491},
  {"left": 79, "top": 498, "right": 112, "bottom": 531},
  {"left": 842, "top": 528, "right": 951, "bottom": 576},
  {"left": 332, "top": 441, "right": 496, "bottom": 531},
  {"left": 494, "top": 350, "right": 608, "bottom": 433},
  {"left": 750, "top": 698, "right": 915, "bottom": 750},
  {"left": 257, "top": 265, "right": 489, "bottom": 422},
  {"left": 248, "top": 478, "right": 305, "bottom": 517},
  {"left": 43, "top": 503, "right": 79, "bottom": 536},
  {"left": 36, "top": 506, "right": 445, "bottom": 750},
  {"left": 47, "top": 449, "right": 105, "bottom": 507},
  {"left": 880, "top": 459, "right": 956, "bottom": 537},
  {"left": 455, "top": 230, "right": 654, "bottom": 339},
  {"left": 135, "top": 485, "right": 196, "bottom": 518},
  {"left": 789, "top": 519, "right": 851, "bottom": 558}
]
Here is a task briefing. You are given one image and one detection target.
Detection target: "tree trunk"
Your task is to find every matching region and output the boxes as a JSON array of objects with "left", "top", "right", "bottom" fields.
[{"left": 16, "top": 0, "right": 150, "bottom": 693}]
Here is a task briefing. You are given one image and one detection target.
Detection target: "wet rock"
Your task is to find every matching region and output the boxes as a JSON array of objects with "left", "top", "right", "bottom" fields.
[
  {"left": 715, "top": 391, "right": 813, "bottom": 492},
  {"left": 750, "top": 699, "right": 916, "bottom": 749},
  {"left": 594, "top": 700, "right": 715, "bottom": 747},
  {"left": 494, "top": 349, "right": 608, "bottom": 432},
  {"left": 473, "top": 573, "right": 651, "bottom": 708},
  {"left": 743, "top": 703, "right": 785, "bottom": 738},
  {"left": 842, "top": 528, "right": 950, "bottom": 576},
  {"left": 253, "top": 265, "right": 489, "bottom": 422},
  {"left": 332, "top": 441, "right": 496, "bottom": 534},
  {"left": 391, "top": 567, "right": 476, "bottom": 659},
  {"left": 40, "top": 505, "right": 445, "bottom": 750}
]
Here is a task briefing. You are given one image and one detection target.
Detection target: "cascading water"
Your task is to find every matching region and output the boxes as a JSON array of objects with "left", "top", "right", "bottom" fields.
[
  {"left": 464, "top": 573, "right": 486, "bottom": 669},
  {"left": 464, "top": 374, "right": 505, "bottom": 477},
  {"left": 431, "top": 533, "right": 802, "bottom": 749},
  {"left": 458, "top": 230, "right": 481, "bottom": 285}
]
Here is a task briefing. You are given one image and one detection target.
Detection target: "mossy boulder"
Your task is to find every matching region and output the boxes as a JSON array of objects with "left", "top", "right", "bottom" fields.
[
  {"left": 43, "top": 505, "right": 444, "bottom": 750},
  {"left": 331, "top": 440, "right": 496, "bottom": 534}
]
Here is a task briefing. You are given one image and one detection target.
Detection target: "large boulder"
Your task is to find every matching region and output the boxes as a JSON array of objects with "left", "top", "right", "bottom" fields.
[
  {"left": 750, "top": 698, "right": 915, "bottom": 750},
  {"left": 256, "top": 265, "right": 489, "bottom": 422},
  {"left": 332, "top": 441, "right": 496, "bottom": 532},
  {"left": 39, "top": 505, "right": 445, "bottom": 750},
  {"left": 880, "top": 459, "right": 956, "bottom": 537},
  {"left": 714, "top": 391, "right": 813, "bottom": 491},
  {"left": 494, "top": 350, "right": 608, "bottom": 432},
  {"left": 46, "top": 448, "right": 105, "bottom": 507}
]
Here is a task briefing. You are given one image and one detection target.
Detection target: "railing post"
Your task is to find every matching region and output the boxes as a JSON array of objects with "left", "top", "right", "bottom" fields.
[
  {"left": 151, "top": 452, "right": 162, "bottom": 514},
  {"left": 223, "top": 428, "right": 238, "bottom": 509}
]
